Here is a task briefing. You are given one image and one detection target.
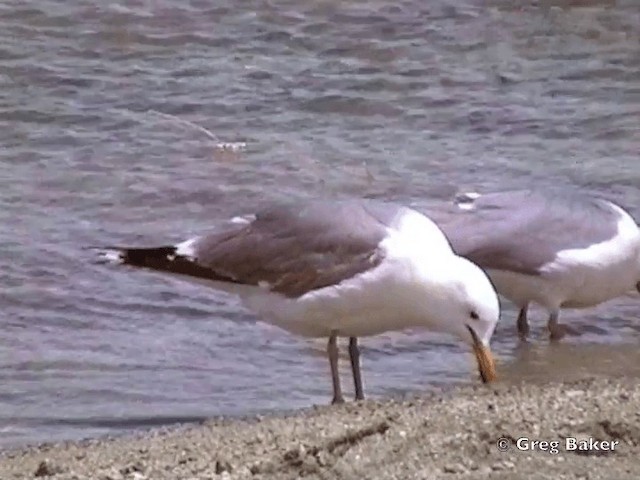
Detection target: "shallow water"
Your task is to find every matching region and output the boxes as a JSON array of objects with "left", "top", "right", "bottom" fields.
[{"left": 1, "top": 0, "right": 640, "bottom": 448}]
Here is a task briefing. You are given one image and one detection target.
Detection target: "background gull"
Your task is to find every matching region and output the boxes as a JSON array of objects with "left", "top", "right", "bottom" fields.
[
  {"left": 93, "top": 199, "right": 500, "bottom": 404},
  {"left": 436, "top": 189, "right": 640, "bottom": 341}
]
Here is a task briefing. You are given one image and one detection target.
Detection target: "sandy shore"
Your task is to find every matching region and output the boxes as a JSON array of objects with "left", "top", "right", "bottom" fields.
[{"left": 2, "top": 376, "right": 639, "bottom": 480}]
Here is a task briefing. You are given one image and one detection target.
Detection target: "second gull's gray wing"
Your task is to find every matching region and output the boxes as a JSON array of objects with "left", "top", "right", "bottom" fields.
[{"left": 437, "top": 190, "right": 622, "bottom": 276}]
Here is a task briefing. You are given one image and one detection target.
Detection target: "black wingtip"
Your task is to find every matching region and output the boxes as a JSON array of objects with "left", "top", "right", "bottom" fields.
[{"left": 88, "top": 244, "right": 185, "bottom": 269}]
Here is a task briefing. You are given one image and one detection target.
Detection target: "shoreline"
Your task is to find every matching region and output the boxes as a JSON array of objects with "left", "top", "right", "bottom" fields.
[{"left": 2, "top": 376, "right": 640, "bottom": 479}]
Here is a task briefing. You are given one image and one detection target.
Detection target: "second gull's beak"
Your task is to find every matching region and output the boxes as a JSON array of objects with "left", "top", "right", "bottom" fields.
[{"left": 467, "top": 326, "right": 497, "bottom": 383}]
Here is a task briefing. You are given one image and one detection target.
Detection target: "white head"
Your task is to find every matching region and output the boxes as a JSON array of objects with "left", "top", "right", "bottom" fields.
[
  {"left": 421, "top": 255, "right": 500, "bottom": 383},
  {"left": 382, "top": 206, "right": 500, "bottom": 382}
]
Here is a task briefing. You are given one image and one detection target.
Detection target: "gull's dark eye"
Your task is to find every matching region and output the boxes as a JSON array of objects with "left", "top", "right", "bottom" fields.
[{"left": 470, "top": 310, "right": 480, "bottom": 320}]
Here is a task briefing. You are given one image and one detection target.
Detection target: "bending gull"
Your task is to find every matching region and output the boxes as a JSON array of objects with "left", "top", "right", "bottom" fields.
[
  {"left": 94, "top": 199, "right": 500, "bottom": 403},
  {"left": 437, "top": 189, "right": 640, "bottom": 341}
]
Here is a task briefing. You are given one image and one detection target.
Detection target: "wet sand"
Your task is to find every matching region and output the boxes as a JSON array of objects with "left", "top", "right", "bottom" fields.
[{"left": 2, "top": 376, "right": 639, "bottom": 480}]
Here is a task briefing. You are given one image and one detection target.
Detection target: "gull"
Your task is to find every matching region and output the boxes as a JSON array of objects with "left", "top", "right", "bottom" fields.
[
  {"left": 94, "top": 199, "right": 500, "bottom": 403},
  {"left": 436, "top": 189, "right": 640, "bottom": 341}
]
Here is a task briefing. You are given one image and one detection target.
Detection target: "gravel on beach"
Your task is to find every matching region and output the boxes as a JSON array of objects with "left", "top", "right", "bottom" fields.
[{"left": 2, "top": 376, "right": 640, "bottom": 480}]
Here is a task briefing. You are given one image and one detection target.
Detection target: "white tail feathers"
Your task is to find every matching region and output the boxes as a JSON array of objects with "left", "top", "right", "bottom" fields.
[
  {"left": 454, "top": 191, "right": 482, "bottom": 211},
  {"left": 86, "top": 247, "right": 125, "bottom": 265}
]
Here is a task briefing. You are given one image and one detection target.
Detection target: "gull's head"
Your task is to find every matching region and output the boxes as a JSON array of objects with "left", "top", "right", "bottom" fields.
[{"left": 433, "top": 256, "right": 500, "bottom": 384}]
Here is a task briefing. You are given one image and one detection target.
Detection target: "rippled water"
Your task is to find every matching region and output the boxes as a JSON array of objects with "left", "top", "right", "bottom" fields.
[{"left": 1, "top": 0, "right": 639, "bottom": 448}]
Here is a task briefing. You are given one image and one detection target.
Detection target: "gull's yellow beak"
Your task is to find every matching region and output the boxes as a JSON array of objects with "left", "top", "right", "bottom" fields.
[{"left": 467, "top": 326, "right": 497, "bottom": 383}]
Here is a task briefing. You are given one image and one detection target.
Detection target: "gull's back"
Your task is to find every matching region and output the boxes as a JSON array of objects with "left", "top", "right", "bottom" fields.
[
  {"left": 435, "top": 189, "right": 640, "bottom": 309},
  {"left": 438, "top": 189, "right": 626, "bottom": 277}
]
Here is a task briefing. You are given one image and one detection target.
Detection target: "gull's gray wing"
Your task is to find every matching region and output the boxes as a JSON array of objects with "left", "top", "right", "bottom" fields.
[
  {"left": 436, "top": 190, "right": 622, "bottom": 275},
  {"left": 101, "top": 200, "right": 409, "bottom": 298}
]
